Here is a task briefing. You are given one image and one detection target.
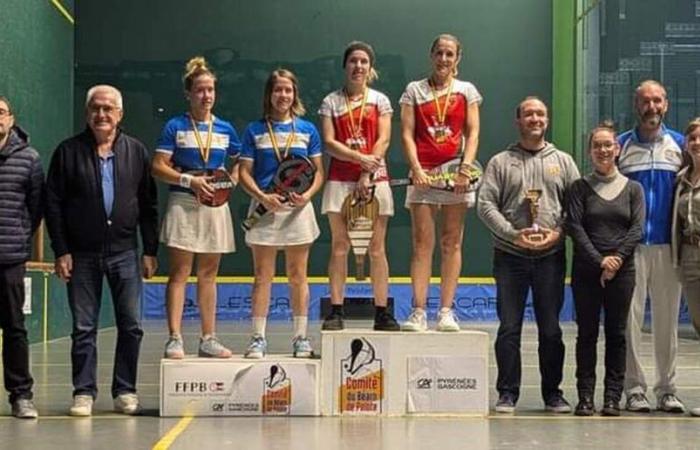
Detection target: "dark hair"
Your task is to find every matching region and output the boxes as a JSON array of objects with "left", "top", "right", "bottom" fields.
[
  {"left": 515, "top": 96, "right": 546, "bottom": 118},
  {"left": 343, "top": 41, "right": 378, "bottom": 83},
  {"left": 587, "top": 120, "right": 617, "bottom": 149},
  {"left": 262, "top": 69, "right": 306, "bottom": 118},
  {"left": 0, "top": 96, "right": 13, "bottom": 115},
  {"left": 183, "top": 56, "right": 216, "bottom": 92}
]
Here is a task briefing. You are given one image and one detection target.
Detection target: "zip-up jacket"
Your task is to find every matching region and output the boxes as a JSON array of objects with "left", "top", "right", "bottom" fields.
[
  {"left": 477, "top": 142, "right": 580, "bottom": 257},
  {"left": 617, "top": 124, "right": 684, "bottom": 245},
  {"left": 0, "top": 126, "right": 44, "bottom": 264},
  {"left": 45, "top": 128, "right": 158, "bottom": 257}
]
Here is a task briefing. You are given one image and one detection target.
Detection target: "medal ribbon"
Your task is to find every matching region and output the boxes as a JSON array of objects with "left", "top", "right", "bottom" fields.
[
  {"left": 343, "top": 87, "right": 368, "bottom": 147},
  {"left": 266, "top": 118, "right": 296, "bottom": 162},
  {"left": 189, "top": 114, "right": 213, "bottom": 165},
  {"left": 429, "top": 78, "right": 454, "bottom": 127}
]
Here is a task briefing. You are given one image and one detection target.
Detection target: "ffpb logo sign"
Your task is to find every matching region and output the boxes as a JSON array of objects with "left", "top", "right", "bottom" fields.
[{"left": 339, "top": 337, "right": 383, "bottom": 414}]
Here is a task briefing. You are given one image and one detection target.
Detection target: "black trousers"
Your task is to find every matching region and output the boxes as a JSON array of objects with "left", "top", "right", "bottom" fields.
[
  {"left": 572, "top": 258, "right": 634, "bottom": 402},
  {"left": 0, "top": 263, "right": 34, "bottom": 403}
]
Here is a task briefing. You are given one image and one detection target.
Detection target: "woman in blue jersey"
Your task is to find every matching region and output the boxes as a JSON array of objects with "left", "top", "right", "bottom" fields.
[
  {"left": 239, "top": 69, "right": 324, "bottom": 359},
  {"left": 152, "top": 56, "right": 241, "bottom": 359}
]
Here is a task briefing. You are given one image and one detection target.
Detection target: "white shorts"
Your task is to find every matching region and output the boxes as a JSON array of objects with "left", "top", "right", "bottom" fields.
[
  {"left": 404, "top": 185, "right": 475, "bottom": 208},
  {"left": 321, "top": 180, "right": 394, "bottom": 216},
  {"left": 244, "top": 201, "right": 320, "bottom": 247},
  {"left": 159, "top": 192, "right": 235, "bottom": 253}
]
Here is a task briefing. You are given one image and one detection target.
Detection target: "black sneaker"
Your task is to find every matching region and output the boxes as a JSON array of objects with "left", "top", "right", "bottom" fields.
[
  {"left": 545, "top": 395, "right": 572, "bottom": 413},
  {"left": 601, "top": 399, "right": 620, "bottom": 416},
  {"left": 321, "top": 311, "right": 344, "bottom": 331},
  {"left": 495, "top": 393, "right": 517, "bottom": 413},
  {"left": 574, "top": 395, "right": 595, "bottom": 416},
  {"left": 374, "top": 312, "right": 400, "bottom": 331}
]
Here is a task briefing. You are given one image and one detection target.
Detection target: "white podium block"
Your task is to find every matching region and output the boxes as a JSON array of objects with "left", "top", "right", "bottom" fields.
[
  {"left": 320, "top": 330, "right": 489, "bottom": 416},
  {"left": 160, "top": 356, "right": 320, "bottom": 417}
]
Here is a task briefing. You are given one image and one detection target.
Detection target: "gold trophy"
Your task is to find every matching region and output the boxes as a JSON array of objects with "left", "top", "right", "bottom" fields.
[
  {"left": 524, "top": 189, "right": 545, "bottom": 242},
  {"left": 341, "top": 192, "right": 379, "bottom": 280}
]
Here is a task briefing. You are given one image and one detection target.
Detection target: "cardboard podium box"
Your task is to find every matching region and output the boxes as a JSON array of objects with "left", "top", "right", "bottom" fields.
[
  {"left": 320, "top": 330, "right": 489, "bottom": 416},
  {"left": 160, "top": 356, "right": 320, "bottom": 417}
]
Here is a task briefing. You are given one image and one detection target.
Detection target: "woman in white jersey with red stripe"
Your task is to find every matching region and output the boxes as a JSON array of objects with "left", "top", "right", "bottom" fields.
[
  {"left": 400, "top": 34, "right": 482, "bottom": 332},
  {"left": 318, "top": 41, "right": 400, "bottom": 332}
]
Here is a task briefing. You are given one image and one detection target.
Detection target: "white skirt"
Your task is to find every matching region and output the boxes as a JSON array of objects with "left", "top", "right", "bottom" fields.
[
  {"left": 404, "top": 185, "right": 475, "bottom": 208},
  {"left": 244, "top": 201, "right": 320, "bottom": 247},
  {"left": 159, "top": 192, "right": 235, "bottom": 253},
  {"left": 321, "top": 180, "right": 394, "bottom": 216}
]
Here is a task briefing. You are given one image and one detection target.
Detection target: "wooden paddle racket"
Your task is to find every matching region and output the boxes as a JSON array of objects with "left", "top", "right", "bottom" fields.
[
  {"left": 341, "top": 190, "right": 379, "bottom": 281},
  {"left": 389, "top": 158, "right": 483, "bottom": 192},
  {"left": 195, "top": 168, "right": 236, "bottom": 207},
  {"left": 241, "top": 155, "right": 317, "bottom": 231}
]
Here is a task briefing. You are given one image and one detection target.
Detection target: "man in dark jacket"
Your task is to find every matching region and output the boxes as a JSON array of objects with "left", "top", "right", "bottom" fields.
[
  {"left": 45, "top": 85, "right": 158, "bottom": 416},
  {"left": 0, "top": 96, "right": 43, "bottom": 418}
]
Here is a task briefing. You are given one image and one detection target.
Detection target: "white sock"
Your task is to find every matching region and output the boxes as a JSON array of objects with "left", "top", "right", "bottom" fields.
[
  {"left": 293, "top": 316, "right": 308, "bottom": 338},
  {"left": 440, "top": 307, "right": 451, "bottom": 314},
  {"left": 252, "top": 317, "right": 267, "bottom": 337}
]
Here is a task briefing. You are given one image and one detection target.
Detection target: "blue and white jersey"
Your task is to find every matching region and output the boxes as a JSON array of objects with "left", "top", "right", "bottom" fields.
[
  {"left": 617, "top": 124, "right": 684, "bottom": 245},
  {"left": 240, "top": 117, "right": 322, "bottom": 190},
  {"left": 156, "top": 113, "right": 241, "bottom": 192}
]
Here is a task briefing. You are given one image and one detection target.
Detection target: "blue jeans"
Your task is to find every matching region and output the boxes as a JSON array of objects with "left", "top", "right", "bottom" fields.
[
  {"left": 67, "top": 249, "right": 143, "bottom": 398},
  {"left": 493, "top": 248, "right": 566, "bottom": 402}
]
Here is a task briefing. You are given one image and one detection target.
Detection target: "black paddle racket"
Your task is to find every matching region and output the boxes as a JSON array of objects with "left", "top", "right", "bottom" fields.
[
  {"left": 389, "top": 157, "right": 483, "bottom": 192},
  {"left": 242, "top": 155, "right": 317, "bottom": 231}
]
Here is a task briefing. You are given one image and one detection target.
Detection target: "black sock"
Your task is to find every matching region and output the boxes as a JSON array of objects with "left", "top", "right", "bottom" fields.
[
  {"left": 332, "top": 304, "right": 344, "bottom": 315},
  {"left": 374, "top": 306, "right": 386, "bottom": 319}
]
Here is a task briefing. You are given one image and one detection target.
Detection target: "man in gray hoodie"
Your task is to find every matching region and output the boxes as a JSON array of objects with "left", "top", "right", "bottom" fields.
[{"left": 477, "top": 97, "right": 579, "bottom": 413}]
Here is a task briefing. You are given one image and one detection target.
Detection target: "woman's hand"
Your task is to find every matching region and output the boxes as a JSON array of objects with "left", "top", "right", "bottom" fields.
[
  {"left": 354, "top": 172, "right": 373, "bottom": 200},
  {"left": 260, "top": 192, "right": 286, "bottom": 211},
  {"left": 287, "top": 191, "right": 310, "bottom": 207},
  {"left": 411, "top": 167, "right": 430, "bottom": 189},
  {"left": 358, "top": 154, "right": 381, "bottom": 173},
  {"left": 191, "top": 175, "right": 215, "bottom": 201}
]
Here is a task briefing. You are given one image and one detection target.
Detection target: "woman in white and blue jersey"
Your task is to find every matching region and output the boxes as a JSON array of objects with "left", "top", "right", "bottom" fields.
[
  {"left": 152, "top": 56, "right": 241, "bottom": 359},
  {"left": 238, "top": 69, "right": 324, "bottom": 359}
]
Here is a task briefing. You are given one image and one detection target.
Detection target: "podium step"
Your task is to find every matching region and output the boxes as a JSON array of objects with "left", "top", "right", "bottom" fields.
[
  {"left": 160, "top": 356, "right": 320, "bottom": 417},
  {"left": 321, "top": 330, "right": 490, "bottom": 416}
]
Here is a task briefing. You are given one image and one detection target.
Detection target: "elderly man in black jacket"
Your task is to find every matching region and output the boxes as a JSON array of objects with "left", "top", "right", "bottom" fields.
[
  {"left": 0, "top": 96, "right": 43, "bottom": 419},
  {"left": 45, "top": 85, "right": 158, "bottom": 416}
]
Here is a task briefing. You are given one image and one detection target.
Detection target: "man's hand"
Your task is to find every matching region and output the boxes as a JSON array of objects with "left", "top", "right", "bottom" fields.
[
  {"left": 601, "top": 255, "right": 623, "bottom": 272},
  {"left": 142, "top": 255, "right": 158, "bottom": 279},
  {"left": 55, "top": 254, "right": 73, "bottom": 281}
]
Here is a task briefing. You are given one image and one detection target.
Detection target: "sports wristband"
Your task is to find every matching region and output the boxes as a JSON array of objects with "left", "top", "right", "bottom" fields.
[{"left": 179, "top": 173, "right": 193, "bottom": 188}]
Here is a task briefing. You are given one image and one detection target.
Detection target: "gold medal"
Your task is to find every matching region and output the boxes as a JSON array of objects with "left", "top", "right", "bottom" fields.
[
  {"left": 189, "top": 114, "right": 213, "bottom": 164},
  {"left": 429, "top": 79, "right": 454, "bottom": 144},
  {"left": 344, "top": 87, "right": 368, "bottom": 152}
]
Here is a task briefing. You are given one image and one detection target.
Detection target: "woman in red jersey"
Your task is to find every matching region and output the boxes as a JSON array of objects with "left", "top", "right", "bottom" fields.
[{"left": 399, "top": 34, "right": 482, "bottom": 332}]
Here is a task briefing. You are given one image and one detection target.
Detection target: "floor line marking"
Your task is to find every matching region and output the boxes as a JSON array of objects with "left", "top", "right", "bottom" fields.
[
  {"left": 152, "top": 415, "right": 194, "bottom": 450},
  {"left": 49, "top": 0, "right": 75, "bottom": 24}
]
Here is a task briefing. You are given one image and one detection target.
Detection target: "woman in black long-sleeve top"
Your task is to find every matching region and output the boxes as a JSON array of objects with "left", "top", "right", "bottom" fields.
[{"left": 566, "top": 121, "right": 645, "bottom": 417}]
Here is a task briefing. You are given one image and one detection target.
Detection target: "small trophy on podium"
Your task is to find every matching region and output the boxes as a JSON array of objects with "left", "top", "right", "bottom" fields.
[
  {"left": 342, "top": 192, "right": 379, "bottom": 280},
  {"left": 524, "top": 188, "right": 545, "bottom": 242}
]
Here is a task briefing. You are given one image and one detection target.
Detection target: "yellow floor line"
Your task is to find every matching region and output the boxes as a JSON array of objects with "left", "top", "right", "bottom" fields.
[
  {"left": 49, "top": 0, "right": 75, "bottom": 24},
  {"left": 152, "top": 415, "right": 194, "bottom": 450}
]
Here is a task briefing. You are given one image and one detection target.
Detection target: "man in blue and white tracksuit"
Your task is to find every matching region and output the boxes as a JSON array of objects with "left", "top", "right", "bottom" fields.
[{"left": 617, "top": 80, "right": 685, "bottom": 414}]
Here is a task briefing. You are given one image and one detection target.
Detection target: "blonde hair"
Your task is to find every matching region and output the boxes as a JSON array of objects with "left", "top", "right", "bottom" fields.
[
  {"left": 430, "top": 34, "right": 463, "bottom": 76},
  {"left": 183, "top": 56, "right": 216, "bottom": 92},
  {"left": 343, "top": 41, "right": 379, "bottom": 84},
  {"left": 263, "top": 69, "right": 306, "bottom": 118}
]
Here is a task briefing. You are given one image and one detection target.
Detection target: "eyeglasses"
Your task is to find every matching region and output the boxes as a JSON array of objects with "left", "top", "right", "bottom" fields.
[
  {"left": 591, "top": 141, "right": 616, "bottom": 150},
  {"left": 0, "top": 108, "right": 12, "bottom": 117},
  {"left": 88, "top": 104, "right": 120, "bottom": 114}
]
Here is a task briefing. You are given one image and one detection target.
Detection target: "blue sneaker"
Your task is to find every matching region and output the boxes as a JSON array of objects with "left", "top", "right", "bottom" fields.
[
  {"left": 292, "top": 336, "right": 314, "bottom": 358},
  {"left": 245, "top": 334, "right": 267, "bottom": 359}
]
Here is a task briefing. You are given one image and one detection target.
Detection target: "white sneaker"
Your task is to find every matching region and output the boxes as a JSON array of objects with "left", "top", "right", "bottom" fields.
[
  {"left": 402, "top": 308, "right": 427, "bottom": 332},
  {"left": 436, "top": 308, "right": 460, "bottom": 332},
  {"left": 70, "top": 395, "right": 93, "bottom": 417},
  {"left": 690, "top": 406, "right": 700, "bottom": 417},
  {"left": 114, "top": 393, "right": 142, "bottom": 415},
  {"left": 657, "top": 393, "right": 685, "bottom": 413}
]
